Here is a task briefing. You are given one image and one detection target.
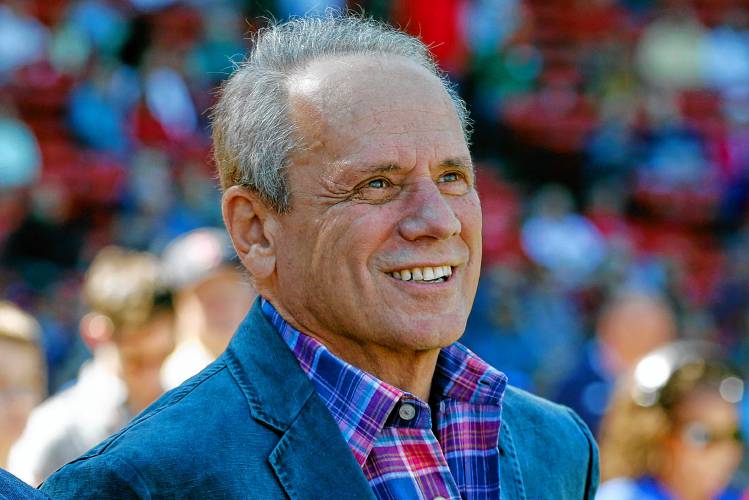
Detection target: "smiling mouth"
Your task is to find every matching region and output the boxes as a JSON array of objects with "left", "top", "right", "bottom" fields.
[{"left": 386, "top": 265, "right": 453, "bottom": 284}]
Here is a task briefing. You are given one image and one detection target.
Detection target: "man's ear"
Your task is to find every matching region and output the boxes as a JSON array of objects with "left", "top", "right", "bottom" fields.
[{"left": 222, "top": 185, "right": 278, "bottom": 281}]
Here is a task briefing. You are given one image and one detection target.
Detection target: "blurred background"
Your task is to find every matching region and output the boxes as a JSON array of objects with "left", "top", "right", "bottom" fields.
[{"left": 0, "top": 0, "right": 748, "bottom": 497}]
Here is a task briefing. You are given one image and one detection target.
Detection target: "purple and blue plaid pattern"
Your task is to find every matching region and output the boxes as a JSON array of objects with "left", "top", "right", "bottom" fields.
[{"left": 261, "top": 299, "right": 508, "bottom": 500}]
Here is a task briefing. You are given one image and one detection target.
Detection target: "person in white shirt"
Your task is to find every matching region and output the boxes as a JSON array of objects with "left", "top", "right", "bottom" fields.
[
  {"left": 0, "top": 301, "right": 45, "bottom": 473},
  {"left": 9, "top": 246, "right": 175, "bottom": 486},
  {"left": 159, "top": 227, "right": 255, "bottom": 389}
]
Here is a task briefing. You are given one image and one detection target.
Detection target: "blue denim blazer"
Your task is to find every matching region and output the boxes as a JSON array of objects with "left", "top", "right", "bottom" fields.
[
  {"left": 41, "top": 299, "right": 599, "bottom": 499},
  {"left": 0, "top": 468, "right": 49, "bottom": 499}
]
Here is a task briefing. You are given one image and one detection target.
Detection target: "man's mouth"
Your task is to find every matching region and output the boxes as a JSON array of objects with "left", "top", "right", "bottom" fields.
[{"left": 386, "top": 265, "right": 453, "bottom": 284}]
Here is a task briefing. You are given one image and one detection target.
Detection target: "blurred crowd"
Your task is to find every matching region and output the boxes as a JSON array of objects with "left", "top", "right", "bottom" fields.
[{"left": 1, "top": 0, "right": 748, "bottom": 496}]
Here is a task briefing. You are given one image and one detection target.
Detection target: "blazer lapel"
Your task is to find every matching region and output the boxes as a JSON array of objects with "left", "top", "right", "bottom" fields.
[
  {"left": 499, "top": 420, "right": 527, "bottom": 500},
  {"left": 224, "top": 299, "right": 375, "bottom": 499},
  {"left": 268, "top": 392, "right": 376, "bottom": 500}
]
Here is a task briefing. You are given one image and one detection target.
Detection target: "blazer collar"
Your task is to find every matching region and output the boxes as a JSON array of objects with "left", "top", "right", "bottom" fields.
[
  {"left": 224, "top": 298, "right": 315, "bottom": 431},
  {"left": 224, "top": 298, "right": 376, "bottom": 500}
]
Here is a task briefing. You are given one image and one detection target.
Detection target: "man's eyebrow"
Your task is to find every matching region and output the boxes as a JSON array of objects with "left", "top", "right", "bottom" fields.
[
  {"left": 366, "top": 158, "right": 474, "bottom": 174},
  {"left": 325, "top": 162, "right": 399, "bottom": 188},
  {"left": 440, "top": 157, "right": 474, "bottom": 173},
  {"left": 364, "top": 163, "right": 400, "bottom": 175},
  {"left": 334, "top": 157, "right": 474, "bottom": 183}
]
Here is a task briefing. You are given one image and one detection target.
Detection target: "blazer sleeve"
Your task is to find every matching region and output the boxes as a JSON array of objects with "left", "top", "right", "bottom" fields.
[
  {"left": 40, "top": 455, "right": 148, "bottom": 500},
  {"left": 566, "top": 407, "right": 600, "bottom": 500}
]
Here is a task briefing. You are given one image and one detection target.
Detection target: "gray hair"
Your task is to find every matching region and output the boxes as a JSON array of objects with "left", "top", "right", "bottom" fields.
[{"left": 211, "top": 14, "right": 472, "bottom": 213}]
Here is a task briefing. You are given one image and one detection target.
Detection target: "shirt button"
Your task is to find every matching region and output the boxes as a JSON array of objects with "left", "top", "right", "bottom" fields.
[{"left": 398, "top": 402, "right": 416, "bottom": 421}]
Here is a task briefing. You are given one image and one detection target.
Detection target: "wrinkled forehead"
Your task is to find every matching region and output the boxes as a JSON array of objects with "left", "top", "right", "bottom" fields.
[{"left": 286, "top": 55, "right": 463, "bottom": 156}]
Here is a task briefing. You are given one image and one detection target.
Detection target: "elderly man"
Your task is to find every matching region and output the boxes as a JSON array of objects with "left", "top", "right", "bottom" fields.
[{"left": 42, "top": 15, "right": 598, "bottom": 499}]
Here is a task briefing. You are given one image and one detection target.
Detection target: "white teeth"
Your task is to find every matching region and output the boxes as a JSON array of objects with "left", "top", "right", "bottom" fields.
[
  {"left": 388, "top": 266, "right": 453, "bottom": 282},
  {"left": 423, "top": 267, "right": 435, "bottom": 280}
]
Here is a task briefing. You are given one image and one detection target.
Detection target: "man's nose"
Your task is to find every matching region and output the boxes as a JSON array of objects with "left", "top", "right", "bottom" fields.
[{"left": 398, "top": 180, "right": 461, "bottom": 241}]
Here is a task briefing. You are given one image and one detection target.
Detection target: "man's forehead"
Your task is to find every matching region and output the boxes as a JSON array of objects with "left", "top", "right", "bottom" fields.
[
  {"left": 287, "top": 55, "right": 461, "bottom": 152},
  {"left": 287, "top": 55, "right": 451, "bottom": 116}
]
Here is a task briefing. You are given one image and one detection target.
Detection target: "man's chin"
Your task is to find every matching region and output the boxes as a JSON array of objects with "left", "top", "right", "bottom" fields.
[{"left": 377, "top": 314, "right": 466, "bottom": 351}]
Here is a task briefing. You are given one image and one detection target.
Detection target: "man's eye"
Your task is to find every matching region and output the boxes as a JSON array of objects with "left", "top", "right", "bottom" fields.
[
  {"left": 366, "top": 178, "right": 390, "bottom": 189},
  {"left": 439, "top": 172, "right": 462, "bottom": 183},
  {"left": 351, "top": 177, "right": 397, "bottom": 203}
]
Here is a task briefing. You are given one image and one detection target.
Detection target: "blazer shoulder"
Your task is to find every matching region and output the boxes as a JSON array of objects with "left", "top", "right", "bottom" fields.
[
  {"left": 501, "top": 385, "right": 600, "bottom": 499},
  {"left": 502, "top": 384, "right": 597, "bottom": 449},
  {"left": 0, "top": 468, "right": 50, "bottom": 500},
  {"left": 42, "top": 357, "right": 282, "bottom": 498},
  {"left": 40, "top": 454, "right": 145, "bottom": 499},
  {"left": 89, "top": 359, "right": 235, "bottom": 455}
]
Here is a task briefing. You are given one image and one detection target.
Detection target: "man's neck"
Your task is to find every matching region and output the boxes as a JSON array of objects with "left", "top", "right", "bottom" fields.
[
  {"left": 264, "top": 296, "right": 441, "bottom": 401},
  {"left": 315, "top": 337, "right": 441, "bottom": 401}
]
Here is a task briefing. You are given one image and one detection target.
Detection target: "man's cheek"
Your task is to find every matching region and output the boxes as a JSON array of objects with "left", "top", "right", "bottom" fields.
[{"left": 451, "top": 195, "right": 481, "bottom": 224}]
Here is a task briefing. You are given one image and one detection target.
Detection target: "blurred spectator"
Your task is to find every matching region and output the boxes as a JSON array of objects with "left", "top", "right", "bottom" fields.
[
  {"left": 0, "top": 4, "right": 48, "bottom": 82},
  {"left": 553, "top": 291, "right": 676, "bottom": 434},
  {"left": 636, "top": 10, "right": 705, "bottom": 90},
  {"left": 462, "top": 262, "right": 586, "bottom": 393},
  {"left": 521, "top": 184, "right": 607, "bottom": 287},
  {"left": 597, "top": 341, "right": 745, "bottom": 500},
  {"left": 8, "top": 247, "right": 175, "bottom": 486},
  {"left": 461, "top": 0, "right": 521, "bottom": 56},
  {"left": 159, "top": 227, "right": 254, "bottom": 389},
  {"left": 0, "top": 301, "right": 45, "bottom": 470},
  {"left": 637, "top": 120, "right": 714, "bottom": 194},
  {"left": 68, "top": 64, "right": 136, "bottom": 154},
  {"left": 129, "top": 0, "right": 177, "bottom": 12},
  {"left": 701, "top": 12, "right": 749, "bottom": 95},
  {"left": 276, "top": 0, "right": 346, "bottom": 18},
  {"left": 462, "top": 265, "right": 537, "bottom": 390},
  {"left": 0, "top": 115, "right": 41, "bottom": 190},
  {"left": 143, "top": 66, "right": 197, "bottom": 142}
]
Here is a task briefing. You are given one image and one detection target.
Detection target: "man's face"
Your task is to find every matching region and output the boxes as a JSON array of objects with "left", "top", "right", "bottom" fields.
[{"left": 269, "top": 56, "right": 481, "bottom": 353}]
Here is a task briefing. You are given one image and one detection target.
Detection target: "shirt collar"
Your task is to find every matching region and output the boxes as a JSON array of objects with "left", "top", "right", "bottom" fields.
[
  {"left": 433, "top": 342, "right": 507, "bottom": 406},
  {"left": 260, "top": 297, "right": 507, "bottom": 464}
]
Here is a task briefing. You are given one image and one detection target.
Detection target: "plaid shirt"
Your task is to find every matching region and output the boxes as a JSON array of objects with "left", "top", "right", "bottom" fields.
[{"left": 262, "top": 299, "right": 508, "bottom": 500}]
